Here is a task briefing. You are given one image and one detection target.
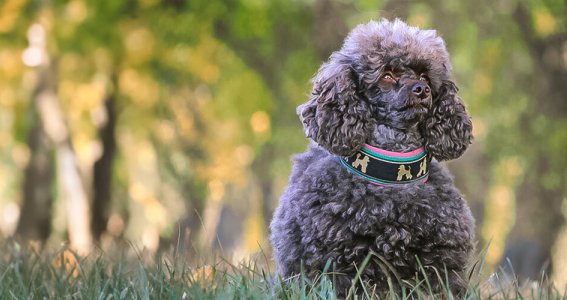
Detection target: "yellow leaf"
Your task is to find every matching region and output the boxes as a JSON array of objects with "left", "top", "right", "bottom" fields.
[
  {"left": 250, "top": 111, "right": 270, "bottom": 135},
  {"left": 52, "top": 248, "right": 81, "bottom": 279},
  {"left": 534, "top": 8, "right": 557, "bottom": 37},
  {"left": 0, "top": 0, "right": 27, "bottom": 33},
  {"left": 189, "top": 265, "right": 215, "bottom": 287}
]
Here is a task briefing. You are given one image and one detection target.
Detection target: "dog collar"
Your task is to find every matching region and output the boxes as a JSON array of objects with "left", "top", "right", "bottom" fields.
[{"left": 340, "top": 144, "right": 429, "bottom": 185}]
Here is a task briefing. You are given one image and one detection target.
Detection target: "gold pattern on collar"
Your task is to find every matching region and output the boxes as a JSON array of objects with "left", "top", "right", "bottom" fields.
[
  {"left": 396, "top": 165, "right": 413, "bottom": 181},
  {"left": 352, "top": 153, "right": 370, "bottom": 173},
  {"left": 416, "top": 159, "right": 427, "bottom": 177}
]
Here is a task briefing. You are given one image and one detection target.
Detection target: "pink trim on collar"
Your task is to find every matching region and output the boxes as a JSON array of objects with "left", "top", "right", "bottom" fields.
[{"left": 364, "top": 144, "right": 425, "bottom": 158}]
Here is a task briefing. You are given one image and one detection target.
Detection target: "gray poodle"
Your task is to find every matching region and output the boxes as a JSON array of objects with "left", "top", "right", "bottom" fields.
[{"left": 270, "top": 19, "right": 475, "bottom": 296}]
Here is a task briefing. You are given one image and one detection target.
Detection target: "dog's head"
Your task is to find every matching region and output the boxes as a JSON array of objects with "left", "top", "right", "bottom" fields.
[{"left": 298, "top": 19, "right": 472, "bottom": 161}]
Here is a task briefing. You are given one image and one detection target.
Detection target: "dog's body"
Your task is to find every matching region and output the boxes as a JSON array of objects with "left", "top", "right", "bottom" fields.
[
  {"left": 271, "top": 141, "right": 474, "bottom": 294},
  {"left": 270, "top": 19, "right": 475, "bottom": 295}
]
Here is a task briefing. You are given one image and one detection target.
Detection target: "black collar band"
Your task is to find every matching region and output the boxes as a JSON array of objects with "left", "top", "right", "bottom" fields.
[{"left": 340, "top": 144, "right": 430, "bottom": 185}]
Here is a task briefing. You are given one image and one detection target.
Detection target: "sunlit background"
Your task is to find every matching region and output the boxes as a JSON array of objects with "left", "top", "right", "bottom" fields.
[{"left": 1, "top": 0, "right": 566, "bottom": 289}]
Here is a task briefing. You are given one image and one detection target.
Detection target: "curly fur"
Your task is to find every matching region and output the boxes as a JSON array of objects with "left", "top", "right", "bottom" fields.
[{"left": 270, "top": 19, "right": 475, "bottom": 296}]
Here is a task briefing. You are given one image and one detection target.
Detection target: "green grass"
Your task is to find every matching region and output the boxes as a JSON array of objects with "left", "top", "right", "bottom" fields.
[{"left": 0, "top": 241, "right": 564, "bottom": 299}]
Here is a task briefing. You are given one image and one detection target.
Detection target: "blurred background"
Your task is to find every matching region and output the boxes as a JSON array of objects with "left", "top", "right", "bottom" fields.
[{"left": 0, "top": 0, "right": 566, "bottom": 287}]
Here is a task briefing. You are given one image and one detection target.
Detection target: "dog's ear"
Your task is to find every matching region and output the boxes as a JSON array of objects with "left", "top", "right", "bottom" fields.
[
  {"left": 422, "top": 80, "right": 473, "bottom": 161},
  {"left": 297, "top": 53, "right": 371, "bottom": 156}
]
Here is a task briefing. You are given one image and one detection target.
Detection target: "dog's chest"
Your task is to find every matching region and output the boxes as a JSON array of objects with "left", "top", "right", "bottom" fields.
[
  {"left": 299, "top": 183, "right": 453, "bottom": 266},
  {"left": 314, "top": 193, "right": 438, "bottom": 240}
]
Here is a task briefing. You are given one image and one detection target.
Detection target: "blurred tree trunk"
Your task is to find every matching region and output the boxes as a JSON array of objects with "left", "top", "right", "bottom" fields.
[
  {"left": 23, "top": 23, "right": 93, "bottom": 254},
  {"left": 251, "top": 143, "right": 275, "bottom": 228},
  {"left": 92, "top": 78, "right": 117, "bottom": 240},
  {"left": 447, "top": 144, "right": 490, "bottom": 239},
  {"left": 381, "top": 0, "right": 411, "bottom": 22},
  {"left": 16, "top": 25, "right": 57, "bottom": 243},
  {"left": 16, "top": 116, "right": 54, "bottom": 242},
  {"left": 505, "top": 158, "right": 565, "bottom": 278},
  {"left": 55, "top": 141, "right": 93, "bottom": 254},
  {"left": 313, "top": 0, "right": 350, "bottom": 60},
  {"left": 36, "top": 71, "right": 93, "bottom": 254},
  {"left": 501, "top": 4, "right": 567, "bottom": 279},
  {"left": 171, "top": 190, "right": 205, "bottom": 257}
]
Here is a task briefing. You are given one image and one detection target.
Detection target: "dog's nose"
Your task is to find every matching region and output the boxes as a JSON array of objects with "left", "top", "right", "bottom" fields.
[{"left": 412, "top": 82, "right": 431, "bottom": 99}]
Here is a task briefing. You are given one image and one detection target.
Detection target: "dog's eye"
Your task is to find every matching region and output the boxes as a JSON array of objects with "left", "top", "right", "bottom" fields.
[{"left": 381, "top": 72, "right": 396, "bottom": 82}]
